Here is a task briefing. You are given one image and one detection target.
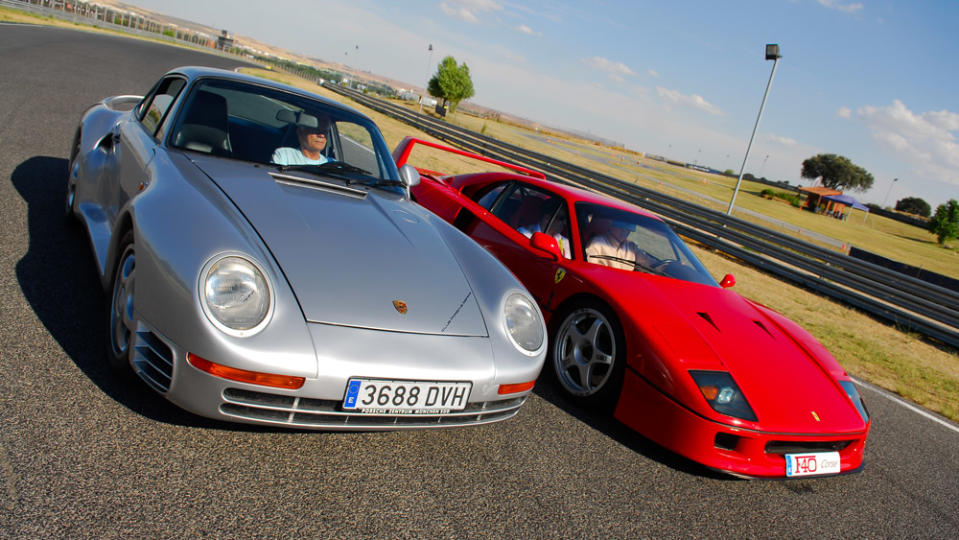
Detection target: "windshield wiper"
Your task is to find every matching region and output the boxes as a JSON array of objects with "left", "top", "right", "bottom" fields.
[{"left": 275, "top": 161, "right": 373, "bottom": 184}]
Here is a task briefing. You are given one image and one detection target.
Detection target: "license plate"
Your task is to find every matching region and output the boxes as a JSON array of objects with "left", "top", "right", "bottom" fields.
[
  {"left": 785, "top": 451, "right": 841, "bottom": 477},
  {"left": 343, "top": 378, "right": 472, "bottom": 414}
]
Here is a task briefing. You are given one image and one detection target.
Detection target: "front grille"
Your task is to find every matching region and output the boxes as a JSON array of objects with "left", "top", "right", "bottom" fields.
[
  {"left": 220, "top": 387, "right": 526, "bottom": 429},
  {"left": 133, "top": 328, "right": 174, "bottom": 393},
  {"left": 765, "top": 440, "right": 853, "bottom": 455}
]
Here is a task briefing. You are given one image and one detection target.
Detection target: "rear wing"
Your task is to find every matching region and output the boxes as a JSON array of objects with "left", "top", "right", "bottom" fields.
[{"left": 392, "top": 136, "right": 546, "bottom": 180}]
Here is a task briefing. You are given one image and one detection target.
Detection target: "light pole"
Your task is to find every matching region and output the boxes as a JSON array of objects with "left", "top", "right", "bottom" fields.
[
  {"left": 727, "top": 44, "right": 781, "bottom": 215},
  {"left": 883, "top": 178, "right": 899, "bottom": 207},
  {"left": 419, "top": 43, "right": 434, "bottom": 114}
]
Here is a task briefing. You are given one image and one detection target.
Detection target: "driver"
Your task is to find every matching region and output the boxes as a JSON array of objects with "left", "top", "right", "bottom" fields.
[
  {"left": 585, "top": 218, "right": 657, "bottom": 271},
  {"left": 272, "top": 117, "right": 330, "bottom": 166}
]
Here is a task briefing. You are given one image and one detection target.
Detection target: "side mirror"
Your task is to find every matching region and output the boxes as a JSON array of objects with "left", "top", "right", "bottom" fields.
[
  {"left": 530, "top": 232, "right": 561, "bottom": 260},
  {"left": 720, "top": 274, "right": 736, "bottom": 289},
  {"left": 398, "top": 164, "right": 421, "bottom": 188}
]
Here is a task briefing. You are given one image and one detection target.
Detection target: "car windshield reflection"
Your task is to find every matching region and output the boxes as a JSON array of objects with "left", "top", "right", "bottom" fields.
[
  {"left": 168, "top": 77, "right": 399, "bottom": 192},
  {"left": 576, "top": 202, "right": 719, "bottom": 286}
]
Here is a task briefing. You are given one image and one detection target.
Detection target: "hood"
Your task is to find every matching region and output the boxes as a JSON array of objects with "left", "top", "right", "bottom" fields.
[
  {"left": 639, "top": 276, "right": 864, "bottom": 433},
  {"left": 193, "top": 157, "right": 487, "bottom": 336}
]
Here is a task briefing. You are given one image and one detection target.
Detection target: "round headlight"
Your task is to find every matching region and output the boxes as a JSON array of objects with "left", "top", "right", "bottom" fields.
[
  {"left": 504, "top": 293, "right": 544, "bottom": 354},
  {"left": 202, "top": 256, "right": 272, "bottom": 336}
]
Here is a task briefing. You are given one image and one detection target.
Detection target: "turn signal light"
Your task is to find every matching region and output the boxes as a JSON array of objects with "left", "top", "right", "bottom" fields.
[
  {"left": 498, "top": 380, "right": 536, "bottom": 394},
  {"left": 700, "top": 385, "right": 719, "bottom": 400},
  {"left": 187, "top": 353, "right": 305, "bottom": 389}
]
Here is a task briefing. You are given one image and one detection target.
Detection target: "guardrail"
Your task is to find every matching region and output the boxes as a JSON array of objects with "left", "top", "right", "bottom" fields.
[{"left": 325, "top": 83, "right": 959, "bottom": 349}]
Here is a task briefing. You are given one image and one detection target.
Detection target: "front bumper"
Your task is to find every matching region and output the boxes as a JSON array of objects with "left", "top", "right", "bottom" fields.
[
  {"left": 614, "top": 370, "right": 869, "bottom": 478},
  {"left": 130, "top": 322, "right": 534, "bottom": 430}
]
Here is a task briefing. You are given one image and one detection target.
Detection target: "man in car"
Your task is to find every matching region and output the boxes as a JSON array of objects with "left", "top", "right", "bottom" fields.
[
  {"left": 585, "top": 219, "right": 657, "bottom": 271},
  {"left": 272, "top": 117, "right": 330, "bottom": 166}
]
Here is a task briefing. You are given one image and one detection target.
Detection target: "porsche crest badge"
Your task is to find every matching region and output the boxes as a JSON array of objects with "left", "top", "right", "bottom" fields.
[
  {"left": 393, "top": 300, "right": 408, "bottom": 314},
  {"left": 554, "top": 268, "right": 567, "bottom": 284}
]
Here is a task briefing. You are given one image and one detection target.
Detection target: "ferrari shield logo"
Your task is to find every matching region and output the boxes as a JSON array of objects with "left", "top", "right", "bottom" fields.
[
  {"left": 554, "top": 268, "right": 567, "bottom": 284},
  {"left": 392, "top": 300, "right": 408, "bottom": 314},
  {"left": 811, "top": 411, "right": 821, "bottom": 422}
]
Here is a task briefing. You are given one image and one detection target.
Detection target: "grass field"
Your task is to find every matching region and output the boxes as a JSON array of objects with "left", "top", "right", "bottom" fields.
[{"left": 4, "top": 1, "right": 954, "bottom": 423}]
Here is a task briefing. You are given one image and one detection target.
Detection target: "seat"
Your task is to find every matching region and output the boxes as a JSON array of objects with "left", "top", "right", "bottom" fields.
[{"left": 173, "top": 90, "right": 231, "bottom": 155}]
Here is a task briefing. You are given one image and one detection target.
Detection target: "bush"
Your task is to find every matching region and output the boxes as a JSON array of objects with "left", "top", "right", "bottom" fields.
[{"left": 761, "top": 188, "right": 800, "bottom": 207}]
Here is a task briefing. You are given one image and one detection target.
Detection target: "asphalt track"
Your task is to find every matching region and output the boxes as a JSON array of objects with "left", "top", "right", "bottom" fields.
[{"left": 0, "top": 25, "right": 957, "bottom": 538}]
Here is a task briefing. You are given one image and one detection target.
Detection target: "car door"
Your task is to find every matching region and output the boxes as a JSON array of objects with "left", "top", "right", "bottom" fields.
[
  {"left": 463, "top": 182, "right": 572, "bottom": 308},
  {"left": 111, "top": 76, "right": 186, "bottom": 227}
]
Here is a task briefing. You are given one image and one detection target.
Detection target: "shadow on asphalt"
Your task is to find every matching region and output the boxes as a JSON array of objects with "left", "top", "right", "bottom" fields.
[
  {"left": 532, "top": 374, "right": 731, "bottom": 480},
  {"left": 12, "top": 155, "right": 276, "bottom": 434}
]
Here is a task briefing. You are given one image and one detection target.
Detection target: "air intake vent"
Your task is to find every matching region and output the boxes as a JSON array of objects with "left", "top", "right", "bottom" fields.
[
  {"left": 697, "top": 312, "right": 720, "bottom": 332},
  {"left": 753, "top": 320, "right": 774, "bottom": 338},
  {"left": 133, "top": 328, "right": 174, "bottom": 393}
]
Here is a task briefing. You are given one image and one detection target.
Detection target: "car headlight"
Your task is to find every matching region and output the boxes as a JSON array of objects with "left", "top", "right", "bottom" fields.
[
  {"left": 689, "top": 370, "right": 757, "bottom": 422},
  {"left": 201, "top": 255, "right": 272, "bottom": 336},
  {"left": 504, "top": 293, "right": 544, "bottom": 354},
  {"left": 840, "top": 380, "right": 870, "bottom": 423}
]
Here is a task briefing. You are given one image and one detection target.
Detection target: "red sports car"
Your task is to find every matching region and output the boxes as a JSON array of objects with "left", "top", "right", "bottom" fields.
[{"left": 395, "top": 137, "right": 871, "bottom": 478}]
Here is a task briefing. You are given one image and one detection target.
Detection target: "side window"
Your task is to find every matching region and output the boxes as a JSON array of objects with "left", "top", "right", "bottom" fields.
[
  {"left": 491, "top": 184, "right": 556, "bottom": 234},
  {"left": 334, "top": 120, "right": 377, "bottom": 172},
  {"left": 140, "top": 77, "right": 186, "bottom": 137},
  {"left": 474, "top": 183, "right": 508, "bottom": 210}
]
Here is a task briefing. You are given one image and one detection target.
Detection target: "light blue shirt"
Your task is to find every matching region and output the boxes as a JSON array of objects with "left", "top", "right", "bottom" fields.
[{"left": 272, "top": 147, "right": 329, "bottom": 166}]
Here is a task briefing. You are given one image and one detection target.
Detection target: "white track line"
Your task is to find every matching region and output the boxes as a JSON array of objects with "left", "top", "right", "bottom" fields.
[{"left": 852, "top": 376, "right": 959, "bottom": 435}]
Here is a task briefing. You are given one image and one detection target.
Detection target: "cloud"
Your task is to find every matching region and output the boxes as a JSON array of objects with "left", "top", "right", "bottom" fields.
[
  {"left": 648, "top": 69, "right": 660, "bottom": 78},
  {"left": 583, "top": 56, "right": 637, "bottom": 83},
  {"left": 656, "top": 87, "right": 724, "bottom": 116},
  {"left": 837, "top": 106, "right": 852, "bottom": 119},
  {"left": 817, "top": 0, "right": 864, "bottom": 14},
  {"left": 516, "top": 24, "right": 542, "bottom": 37},
  {"left": 858, "top": 100, "right": 959, "bottom": 187},
  {"left": 769, "top": 134, "right": 798, "bottom": 147},
  {"left": 439, "top": 0, "right": 502, "bottom": 23}
]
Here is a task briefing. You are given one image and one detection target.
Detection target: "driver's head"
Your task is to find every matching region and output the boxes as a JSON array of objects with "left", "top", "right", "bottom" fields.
[
  {"left": 609, "top": 219, "right": 631, "bottom": 242},
  {"left": 297, "top": 117, "right": 330, "bottom": 153}
]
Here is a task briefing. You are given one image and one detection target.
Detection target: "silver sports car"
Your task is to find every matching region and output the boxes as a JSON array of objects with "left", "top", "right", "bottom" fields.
[{"left": 66, "top": 66, "right": 546, "bottom": 429}]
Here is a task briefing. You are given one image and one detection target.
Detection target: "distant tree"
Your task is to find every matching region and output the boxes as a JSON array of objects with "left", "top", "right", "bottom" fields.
[
  {"left": 427, "top": 56, "right": 475, "bottom": 114},
  {"left": 723, "top": 169, "right": 735, "bottom": 176},
  {"left": 928, "top": 199, "right": 959, "bottom": 245},
  {"left": 895, "top": 196, "right": 931, "bottom": 218},
  {"left": 800, "top": 153, "right": 874, "bottom": 192}
]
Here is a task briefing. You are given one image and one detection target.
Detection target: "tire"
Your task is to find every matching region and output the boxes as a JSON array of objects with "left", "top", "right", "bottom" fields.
[
  {"left": 106, "top": 231, "right": 136, "bottom": 372},
  {"left": 65, "top": 130, "right": 80, "bottom": 223},
  {"left": 549, "top": 300, "right": 626, "bottom": 411}
]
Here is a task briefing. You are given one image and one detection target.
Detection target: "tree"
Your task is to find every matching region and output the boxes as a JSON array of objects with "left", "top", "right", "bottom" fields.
[
  {"left": 427, "top": 56, "right": 475, "bottom": 114},
  {"left": 928, "top": 199, "right": 959, "bottom": 245},
  {"left": 800, "top": 153, "right": 875, "bottom": 192},
  {"left": 895, "top": 196, "right": 931, "bottom": 218}
]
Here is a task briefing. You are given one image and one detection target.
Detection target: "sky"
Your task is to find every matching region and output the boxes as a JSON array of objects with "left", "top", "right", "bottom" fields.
[{"left": 121, "top": 0, "right": 959, "bottom": 208}]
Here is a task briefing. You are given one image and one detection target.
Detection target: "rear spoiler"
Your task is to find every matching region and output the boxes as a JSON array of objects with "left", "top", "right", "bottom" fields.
[{"left": 392, "top": 136, "right": 546, "bottom": 180}]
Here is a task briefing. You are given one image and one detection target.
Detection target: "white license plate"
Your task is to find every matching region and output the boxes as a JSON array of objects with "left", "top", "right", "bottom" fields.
[
  {"left": 343, "top": 378, "right": 472, "bottom": 414},
  {"left": 785, "top": 451, "right": 841, "bottom": 477}
]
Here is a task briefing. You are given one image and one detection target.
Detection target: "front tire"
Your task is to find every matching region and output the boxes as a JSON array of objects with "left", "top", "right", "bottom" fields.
[
  {"left": 550, "top": 300, "right": 626, "bottom": 411},
  {"left": 107, "top": 231, "right": 136, "bottom": 372},
  {"left": 65, "top": 135, "right": 80, "bottom": 223}
]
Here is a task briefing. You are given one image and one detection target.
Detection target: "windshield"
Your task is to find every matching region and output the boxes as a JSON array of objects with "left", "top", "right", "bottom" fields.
[
  {"left": 168, "top": 77, "right": 400, "bottom": 190},
  {"left": 576, "top": 202, "right": 719, "bottom": 286}
]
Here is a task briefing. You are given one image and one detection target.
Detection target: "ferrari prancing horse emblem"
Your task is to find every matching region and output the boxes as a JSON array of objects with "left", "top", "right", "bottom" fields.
[
  {"left": 554, "top": 268, "right": 567, "bottom": 284},
  {"left": 393, "top": 300, "right": 408, "bottom": 314}
]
